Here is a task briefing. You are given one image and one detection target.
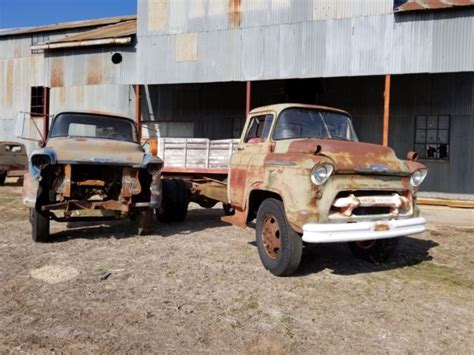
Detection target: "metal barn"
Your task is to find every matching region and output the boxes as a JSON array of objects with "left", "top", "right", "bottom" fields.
[{"left": 0, "top": 0, "right": 473, "bottom": 195}]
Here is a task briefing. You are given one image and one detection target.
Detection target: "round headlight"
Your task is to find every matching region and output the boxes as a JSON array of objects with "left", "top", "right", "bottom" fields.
[
  {"left": 311, "top": 164, "right": 334, "bottom": 185},
  {"left": 410, "top": 169, "right": 428, "bottom": 187},
  {"left": 31, "top": 155, "right": 51, "bottom": 170}
]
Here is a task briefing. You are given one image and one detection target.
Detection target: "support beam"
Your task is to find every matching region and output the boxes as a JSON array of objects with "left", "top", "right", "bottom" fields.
[
  {"left": 135, "top": 84, "right": 142, "bottom": 141},
  {"left": 42, "top": 87, "right": 50, "bottom": 144},
  {"left": 383, "top": 74, "right": 391, "bottom": 147},
  {"left": 246, "top": 81, "right": 251, "bottom": 116}
]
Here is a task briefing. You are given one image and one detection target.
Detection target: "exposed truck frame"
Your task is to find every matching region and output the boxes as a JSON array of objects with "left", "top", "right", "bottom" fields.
[{"left": 161, "top": 103, "right": 428, "bottom": 276}]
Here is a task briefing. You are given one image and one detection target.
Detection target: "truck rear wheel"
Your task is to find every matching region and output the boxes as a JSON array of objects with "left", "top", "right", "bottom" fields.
[
  {"left": 0, "top": 172, "right": 6, "bottom": 185},
  {"left": 348, "top": 238, "right": 399, "bottom": 263},
  {"left": 256, "top": 198, "right": 302, "bottom": 276},
  {"left": 157, "top": 179, "right": 189, "bottom": 223},
  {"left": 31, "top": 208, "right": 50, "bottom": 242}
]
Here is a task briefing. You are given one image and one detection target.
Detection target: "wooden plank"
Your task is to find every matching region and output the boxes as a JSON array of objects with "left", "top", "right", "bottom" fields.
[{"left": 418, "top": 197, "right": 474, "bottom": 209}]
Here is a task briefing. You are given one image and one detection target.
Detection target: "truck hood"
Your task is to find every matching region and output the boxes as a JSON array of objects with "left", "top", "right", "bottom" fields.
[
  {"left": 46, "top": 137, "right": 145, "bottom": 166},
  {"left": 287, "top": 139, "right": 410, "bottom": 175}
]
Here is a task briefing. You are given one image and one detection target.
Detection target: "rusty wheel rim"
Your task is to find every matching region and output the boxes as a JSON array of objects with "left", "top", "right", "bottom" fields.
[
  {"left": 356, "top": 240, "right": 376, "bottom": 249},
  {"left": 262, "top": 214, "right": 281, "bottom": 260}
]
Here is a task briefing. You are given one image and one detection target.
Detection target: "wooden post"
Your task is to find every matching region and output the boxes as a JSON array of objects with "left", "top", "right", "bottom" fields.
[
  {"left": 246, "top": 81, "right": 251, "bottom": 116},
  {"left": 135, "top": 84, "right": 142, "bottom": 141},
  {"left": 383, "top": 74, "right": 391, "bottom": 147}
]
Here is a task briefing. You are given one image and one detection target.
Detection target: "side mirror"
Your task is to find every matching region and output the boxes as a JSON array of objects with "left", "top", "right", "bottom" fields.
[{"left": 14, "top": 112, "right": 26, "bottom": 138}]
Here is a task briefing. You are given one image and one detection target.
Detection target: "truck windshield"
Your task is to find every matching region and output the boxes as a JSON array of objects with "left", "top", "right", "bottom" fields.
[
  {"left": 49, "top": 113, "right": 138, "bottom": 143},
  {"left": 273, "top": 108, "right": 358, "bottom": 141}
]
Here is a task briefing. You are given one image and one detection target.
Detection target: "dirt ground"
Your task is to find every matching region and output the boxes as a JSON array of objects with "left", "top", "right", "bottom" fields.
[{"left": 1, "top": 179, "right": 473, "bottom": 354}]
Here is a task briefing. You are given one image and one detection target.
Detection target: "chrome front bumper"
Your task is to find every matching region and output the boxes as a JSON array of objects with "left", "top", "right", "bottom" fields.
[{"left": 302, "top": 217, "right": 426, "bottom": 243}]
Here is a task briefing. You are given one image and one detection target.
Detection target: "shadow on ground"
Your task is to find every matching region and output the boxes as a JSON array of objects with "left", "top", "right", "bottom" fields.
[
  {"left": 247, "top": 236, "right": 438, "bottom": 276},
  {"left": 296, "top": 237, "right": 438, "bottom": 276},
  {"left": 49, "top": 207, "right": 228, "bottom": 243}
]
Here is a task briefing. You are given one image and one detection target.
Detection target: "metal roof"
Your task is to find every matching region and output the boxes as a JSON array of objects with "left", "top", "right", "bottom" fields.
[
  {"left": 0, "top": 15, "right": 136, "bottom": 37},
  {"left": 395, "top": 0, "right": 474, "bottom": 12},
  {"left": 48, "top": 20, "right": 136, "bottom": 44}
]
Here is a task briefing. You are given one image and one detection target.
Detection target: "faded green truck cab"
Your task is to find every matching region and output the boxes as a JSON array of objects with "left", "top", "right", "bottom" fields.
[
  {"left": 227, "top": 104, "right": 427, "bottom": 276},
  {"left": 22, "top": 111, "right": 164, "bottom": 242}
]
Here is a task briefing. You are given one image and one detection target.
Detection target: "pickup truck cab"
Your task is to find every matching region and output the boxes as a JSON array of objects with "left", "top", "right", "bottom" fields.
[
  {"left": 222, "top": 103, "right": 427, "bottom": 275},
  {"left": 21, "top": 111, "right": 170, "bottom": 242}
]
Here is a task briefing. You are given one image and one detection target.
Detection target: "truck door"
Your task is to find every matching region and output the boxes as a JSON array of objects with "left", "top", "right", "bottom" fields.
[{"left": 229, "top": 113, "right": 274, "bottom": 209}]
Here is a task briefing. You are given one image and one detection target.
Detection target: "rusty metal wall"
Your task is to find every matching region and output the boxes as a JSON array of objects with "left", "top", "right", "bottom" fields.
[
  {"left": 0, "top": 31, "right": 137, "bottom": 150},
  {"left": 137, "top": 0, "right": 473, "bottom": 84},
  {"left": 138, "top": 0, "right": 394, "bottom": 34}
]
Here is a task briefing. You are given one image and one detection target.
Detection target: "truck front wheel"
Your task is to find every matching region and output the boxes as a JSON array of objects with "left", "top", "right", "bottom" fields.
[
  {"left": 348, "top": 238, "right": 399, "bottom": 263},
  {"left": 31, "top": 208, "right": 50, "bottom": 242},
  {"left": 256, "top": 198, "right": 302, "bottom": 276}
]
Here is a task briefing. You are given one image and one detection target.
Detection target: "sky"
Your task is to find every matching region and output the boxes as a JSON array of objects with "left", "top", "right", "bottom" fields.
[{"left": 0, "top": 0, "right": 137, "bottom": 29}]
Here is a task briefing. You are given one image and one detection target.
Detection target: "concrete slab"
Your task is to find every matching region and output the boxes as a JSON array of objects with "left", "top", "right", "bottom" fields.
[{"left": 420, "top": 205, "right": 474, "bottom": 228}]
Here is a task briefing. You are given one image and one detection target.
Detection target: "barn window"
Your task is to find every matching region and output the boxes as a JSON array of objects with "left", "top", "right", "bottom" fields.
[
  {"left": 30, "top": 87, "right": 48, "bottom": 117},
  {"left": 414, "top": 115, "right": 450, "bottom": 160}
]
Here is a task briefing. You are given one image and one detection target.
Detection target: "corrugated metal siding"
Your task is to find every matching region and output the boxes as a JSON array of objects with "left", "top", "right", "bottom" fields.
[
  {"left": 332, "top": 73, "right": 474, "bottom": 194},
  {"left": 0, "top": 30, "right": 137, "bottom": 152},
  {"left": 137, "top": 3, "right": 474, "bottom": 84},
  {"left": 50, "top": 84, "right": 135, "bottom": 118},
  {"left": 137, "top": 0, "right": 394, "bottom": 35},
  {"left": 45, "top": 45, "right": 136, "bottom": 87}
]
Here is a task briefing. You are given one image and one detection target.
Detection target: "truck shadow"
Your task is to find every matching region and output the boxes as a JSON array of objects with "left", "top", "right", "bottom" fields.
[
  {"left": 294, "top": 237, "right": 439, "bottom": 276},
  {"left": 50, "top": 206, "right": 228, "bottom": 242}
]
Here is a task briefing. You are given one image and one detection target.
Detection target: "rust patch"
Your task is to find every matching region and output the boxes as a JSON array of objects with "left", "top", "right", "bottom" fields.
[
  {"left": 228, "top": 0, "right": 242, "bottom": 28},
  {"left": 50, "top": 58, "right": 64, "bottom": 87},
  {"left": 58, "top": 87, "right": 66, "bottom": 106},
  {"left": 86, "top": 56, "right": 103, "bottom": 85},
  {"left": 76, "top": 85, "right": 85, "bottom": 105},
  {"left": 6, "top": 60, "right": 13, "bottom": 107}
]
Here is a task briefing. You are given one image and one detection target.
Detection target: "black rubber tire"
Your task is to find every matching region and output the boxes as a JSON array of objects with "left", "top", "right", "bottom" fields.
[
  {"left": 0, "top": 172, "right": 6, "bottom": 186},
  {"left": 173, "top": 179, "right": 189, "bottom": 222},
  {"left": 348, "top": 238, "right": 400, "bottom": 263},
  {"left": 157, "top": 179, "right": 189, "bottom": 223},
  {"left": 131, "top": 209, "right": 155, "bottom": 236},
  {"left": 156, "top": 179, "right": 178, "bottom": 222},
  {"left": 31, "top": 207, "right": 50, "bottom": 242},
  {"left": 223, "top": 203, "right": 235, "bottom": 216},
  {"left": 256, "top": 198, "right": 303, "bottom": 276}
]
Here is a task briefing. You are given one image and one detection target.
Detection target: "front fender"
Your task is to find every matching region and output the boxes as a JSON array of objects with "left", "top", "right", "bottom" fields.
[
  {"left": 29, "top": 148, "right": 57, "bottom": 178},
  {"left": 142, "top": 154, "right": 163, "bottom": 168},
  {"left": 22, "top": 172, "right": 39, "bottom": 208}
]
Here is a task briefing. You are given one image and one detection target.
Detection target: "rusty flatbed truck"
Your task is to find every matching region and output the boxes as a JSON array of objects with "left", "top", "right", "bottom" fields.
[
  {"left": 163, "top": 104, "right": 428, "bottom": 276},
  {"left": 18, "top": 111, "right": 189, "bottom": 242}
]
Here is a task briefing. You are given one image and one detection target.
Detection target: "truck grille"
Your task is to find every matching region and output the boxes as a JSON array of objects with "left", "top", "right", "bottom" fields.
[{"left": 329, "top": 190, "right": 412, "bottom": 221}]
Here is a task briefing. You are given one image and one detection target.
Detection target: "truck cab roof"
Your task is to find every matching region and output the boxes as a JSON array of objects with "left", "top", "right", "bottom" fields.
[{"left": 249, "top": 103, "right": 350, "bottom": 117}]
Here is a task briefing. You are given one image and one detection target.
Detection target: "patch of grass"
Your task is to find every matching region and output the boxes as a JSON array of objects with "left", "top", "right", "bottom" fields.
[
  {"left": 400, "top": 262, "right": 474, "bottom": 290},
  {"left": 245, "top": 296, "right": 258, "bottom": 310}
]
